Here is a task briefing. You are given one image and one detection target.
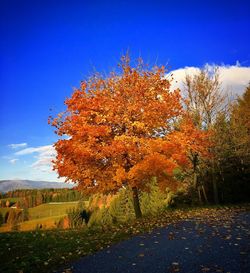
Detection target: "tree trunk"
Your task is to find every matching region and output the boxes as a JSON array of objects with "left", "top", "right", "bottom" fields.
[
  {"left": 193, "top": 171, "right": 198, "bottom": 188},
  {"left": 197, "top": 186, "right": 202, "bottom": 205},
  {"left": 192, "top": 153, "right": 203, "bottom": 205},
  {"left": 212, "top": 160, "right": 219, "bottom": 204},
  {"left": 201, "top": 184, "right": 208, "bottom": 204},
  {"left": 212, "top": 178, "right": 219, "bottom": 204},
  {"left": 193, "top": 171, "right": 202, "bottom": 205},
  {"left": 132, "top": 187, "right": 142, "bottom": 218}
]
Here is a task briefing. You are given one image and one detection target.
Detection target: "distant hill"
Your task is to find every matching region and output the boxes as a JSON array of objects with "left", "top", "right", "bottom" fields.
[{"left": 0, "top": 180, "right": 74, "bottom": 193}]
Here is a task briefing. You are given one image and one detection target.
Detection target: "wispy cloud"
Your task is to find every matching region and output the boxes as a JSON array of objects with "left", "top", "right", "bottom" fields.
[
  {"left": 8, "top": 143, "right": 28, "bottom": 149},
  {"left": 9, "top": 158, "right": 19, "bottom": 164},
  {"left": 168, "top": 63, "right": 250, "bottom": 96},
  {"left": 15, "top": 145, "right": 54, "bottom": 156},
  {"left": 31, "top": 157, "right": 55, "bottom": 172},
  {"left": 15, "top": 145, "right": 56, "bottom": 172},
  {"left": 2, "top": 144, "right": 65, "bottom": 182}
]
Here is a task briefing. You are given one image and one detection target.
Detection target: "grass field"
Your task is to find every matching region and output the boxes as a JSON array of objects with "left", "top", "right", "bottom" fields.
[
  {"left": 0, "top": 201, "right": 82, "bottom": 232},
  {"left": 22, "top": 200, "right": 86, "bottom": 231},
  {"left": 20, "top": 215, "right": 65, "bottom": 231},
  {"left": 28, "top": 202, "right": 79, "bottom": 219}
]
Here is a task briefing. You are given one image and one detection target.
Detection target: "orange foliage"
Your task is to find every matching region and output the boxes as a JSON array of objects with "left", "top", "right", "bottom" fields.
[{"left": 49, "top": 56, "right": 211, "bottom": 194}]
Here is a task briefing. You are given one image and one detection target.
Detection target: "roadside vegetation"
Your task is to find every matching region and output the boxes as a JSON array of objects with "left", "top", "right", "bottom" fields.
[
  {"left": 1, "top": 205, "right": 249, "bottom": 273},
  {"left": 0, "top": 56, "right": 249, "bottom": 272}
]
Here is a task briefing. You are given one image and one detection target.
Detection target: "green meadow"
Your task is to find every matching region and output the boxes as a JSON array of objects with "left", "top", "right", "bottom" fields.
[
  {"left": 28, "top": 202, "right": 79, "bottom": 219},
  {"left": 0, "top": 201, "right": 81, "bottom": 232}
]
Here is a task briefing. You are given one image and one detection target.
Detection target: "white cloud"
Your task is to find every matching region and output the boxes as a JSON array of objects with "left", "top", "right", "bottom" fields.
[
  {"left": 15, "top": 145, "right": 55, "bottom": 156},
  {"left": 31, "top": 157, "right": 55, "bottom": 173},
  {"left": 219, "top": 65, "right": 250, "bottom": 94},
  {"left": 31, "top": 157, "right": 53, "bottom": 168},
  {"left": 168, "top": 63, "right": 250, "bottom": 96},
  {"left": 15, "top": 145, "right": 56, "bottom": 172},
  {"left": 9, "top": 158, "right": 19, "bottom": 164},
  {"left": 8, "top": 143, "right": 27, "bottom": 149},
  {"left": 2, "top": 144, "right": 66, "bottom": 182}
]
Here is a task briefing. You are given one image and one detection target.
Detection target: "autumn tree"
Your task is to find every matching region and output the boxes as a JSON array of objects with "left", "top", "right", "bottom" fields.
[
  {"left": 50, "top": 56, "right": 210, "bottom": 218},
  {"left": 184, "top": 66, "right": 225, "bottom": 204},
  {"left": 184, "top": 66, "right": 225, "bottom": 129}
]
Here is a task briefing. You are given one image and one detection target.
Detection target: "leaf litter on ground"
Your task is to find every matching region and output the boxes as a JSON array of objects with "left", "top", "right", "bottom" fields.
[{"left": 0, "top": 204, "right": 249, "bottom": 273}]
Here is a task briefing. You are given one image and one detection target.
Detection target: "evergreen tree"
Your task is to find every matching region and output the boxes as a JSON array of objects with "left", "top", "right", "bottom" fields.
[
  {"left": 22, "top": 208, "right": 29, "bottom": 221},
  {"left": 140, "top": 177, "right": 169, "bottom": 215},
  {"left": 67, "top": 207, "right": 86, "bottom": 228},
  {"left": 0, "top": 212, "right": 3, "bottom": 226},
  {"left": 109, "top": 188, "right": 135, "bottom": 223},
  {"left": 7, "top": 209, "right": 22, "bottom": 226}
]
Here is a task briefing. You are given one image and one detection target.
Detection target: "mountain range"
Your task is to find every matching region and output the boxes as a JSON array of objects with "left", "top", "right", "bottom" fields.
[{"left": 0, "top": 180, "right": 73, "bottom": 193}]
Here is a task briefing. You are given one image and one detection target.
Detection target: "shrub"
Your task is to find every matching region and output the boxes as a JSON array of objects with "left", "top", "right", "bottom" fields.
[
  {"left": 55, "top": 217, "right": 65, "bottom": 229},
  {"left": 21, "top": 208, "right": 29, "bottom": 221},
  {"left": 35, "top": 223, "right": 43, "bottom": 230},
  {"left": 169, "top": 189, "right": 194, "bottom": 207},
  {"left": 87, "top": 208, "right": 113, "bottom": 228},
  {"left": 66, "top": 207, "right": 87, "bottom": 228},
  {"left": 11, "top": 220, "right": 20, "bottom": 231}
]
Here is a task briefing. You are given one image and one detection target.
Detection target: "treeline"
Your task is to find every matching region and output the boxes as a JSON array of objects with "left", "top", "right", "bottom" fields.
[{"left": 182, "top": 69, "right": 250, "bottom": 205}]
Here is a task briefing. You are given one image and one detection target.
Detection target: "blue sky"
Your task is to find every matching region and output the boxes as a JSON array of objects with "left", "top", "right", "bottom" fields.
[{"left": 1, "top": 0, "right": 250, "bottom": 182}]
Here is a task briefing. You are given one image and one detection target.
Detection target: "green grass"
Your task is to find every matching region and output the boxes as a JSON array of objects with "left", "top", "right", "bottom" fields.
[
  {"left": 0, "top": 205, "right": 249, "bottom": 273},
  {"left": 0, "top": 201, "right": 82, "bottom": 232},
  {"left": 28, "top": 202, "right": 79, "bottom": 220},
  {"left": 0, "top": 226, "right": 130, "bottom": 273},
  {"left": 20, "top": 215, "right": 66, "bottom": 231},
  {"left": 0, "top": 215, "right": 64, "bottom": 233}
]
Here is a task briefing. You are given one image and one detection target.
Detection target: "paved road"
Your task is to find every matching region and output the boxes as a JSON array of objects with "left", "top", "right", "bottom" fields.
[{"left": 59, "top": 212, "right": 250, "bottom": 273}]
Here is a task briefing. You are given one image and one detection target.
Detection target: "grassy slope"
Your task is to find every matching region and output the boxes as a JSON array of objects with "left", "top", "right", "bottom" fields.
[
  {"left": 28, "top": 202, "right": 79, "bottom": 219},
  {"left": 0, "top": 201, "right": 80, "bottom": 232},
  {"left": 0, "top": 205, "right": 249, "bottom": 273},
  {"left": 20, "top": 215, "right": 65, "bottom": 231}
]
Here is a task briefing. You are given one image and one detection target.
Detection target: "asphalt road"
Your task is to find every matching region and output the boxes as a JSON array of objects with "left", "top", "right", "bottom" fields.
[{"left": 59, "top": 211, "right": 250, "bottom": 273}]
